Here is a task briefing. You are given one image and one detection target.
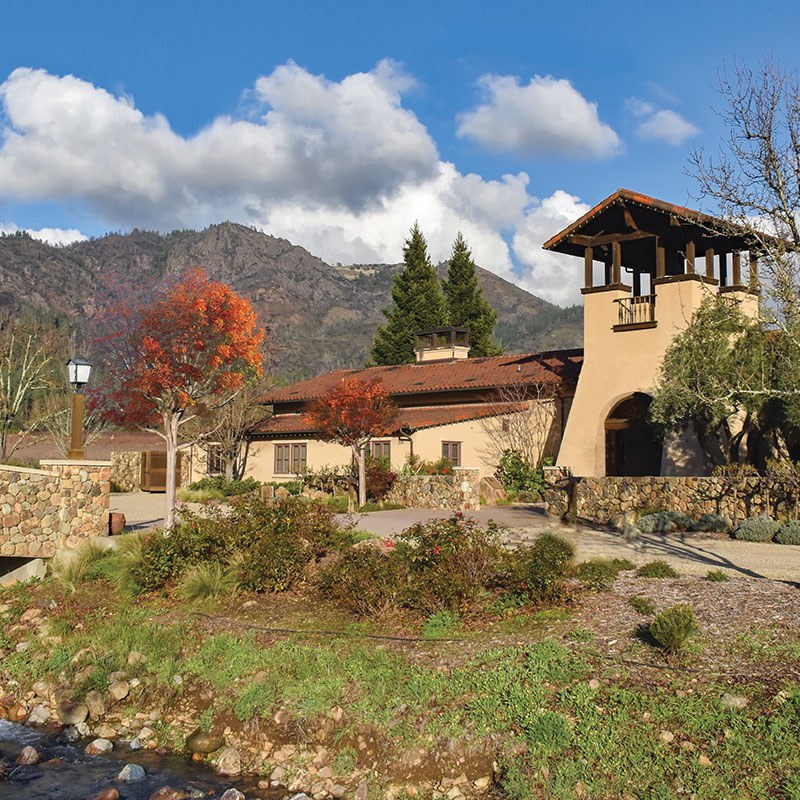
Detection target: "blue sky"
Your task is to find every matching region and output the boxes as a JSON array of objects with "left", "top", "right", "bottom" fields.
[{"left": 0, "top": 0, "right": 797, "bottom": 304}]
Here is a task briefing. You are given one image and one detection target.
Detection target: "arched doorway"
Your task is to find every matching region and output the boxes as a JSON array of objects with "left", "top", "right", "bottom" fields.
[{"left": 605, "top": 393, "right": 663, "bottom": 476}]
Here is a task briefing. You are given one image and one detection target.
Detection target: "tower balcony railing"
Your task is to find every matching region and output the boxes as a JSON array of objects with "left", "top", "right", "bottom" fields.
[{"left": 614, "top": 294, "right": 656, "bottom": 328}]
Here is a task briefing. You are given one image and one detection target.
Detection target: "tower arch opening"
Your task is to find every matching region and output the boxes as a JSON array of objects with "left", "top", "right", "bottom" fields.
[{"left": 604, "top": 393, "right": 663, "bottom": 476}]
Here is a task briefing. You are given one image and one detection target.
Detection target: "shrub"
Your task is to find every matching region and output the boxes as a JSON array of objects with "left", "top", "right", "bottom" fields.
[
  {"left": 649, "top": 603, "right": 699, "bottom": 652},
  {"left": 495, "top": 449, "right": 545, "bottom": 497},
  {"left": 628, "top": 595, "right": 656, "bottom": 615},
  {"left": 636, "top": 560, "right": 678, "bottom": 578},
  {"left": 638, "top": 510, "right": 693, "bottom": 534},
  {"left": 776, "top": 520, "right": 800, "bottom": 545},
  {"left": 511, "top": 534, "right": 574, "bottom": 605},
  {"left": 394, "top": 514, "right": 503, "bottom": 613},
  {"left": 365, "top": 457, "right": 397, "bottom": 500},
  {"left": 130, "top": 496, "right": 345, "bottom": 594},
  {"left": 318, "top": 546, "right": 406, "bottom": 616},
  {"left": 178, "top": 562, "right": 239, "bottom": 603},
  {"left": 705, "top": 569, "right": 730, "bottom": 582},
  {"left": 733, "top": 516, "right": 779, "bottom": 543},
  {"left": 187, "top": 476, "right": 262, "bottom": 496},
  {"left": 422, "top": 610, "right": 460, "bottom": 638},
  {"left": 176, "top": 487, "right": 226, "bottom": 503},
  {"left": 51, "top": 539, "right": 109, "bottom": 592},
  {"left": 575, "top": 557, "right": 635, "bottom": 591},
  {"left": 402, "top": 454, "right": 456, "bottom": 476},
  {"left": 301, "top": 466, "right": 350, "bottom": 494},
  {"left": 691, "top": 513, "right": 731, "bottom": 533}
]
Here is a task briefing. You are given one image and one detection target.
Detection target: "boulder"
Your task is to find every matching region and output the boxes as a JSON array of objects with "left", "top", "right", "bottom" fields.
[
  {"left": 86, "top": 738, "right": 114, "bottom": 755},
  {"left": 57, "top": 700, "right": 89, "bottom": 725},
  {"left": 92, "top": 789, "right": 120, "bottom": 800},
  {"left": 117, "top": 763, "right": 146, "bottom": 781},
  {"left": 108, "top": 681, "right": 130, "bottom": 701},
  {"left": 85, "top": 690, "right": 107, "bottom": 720},
  {"left": 31, "top": 680, "right": 51, "bottom": 698},
  {"left": 220, "top": 790, "right": 245, "bottom": 800},
  {"left": 16, "top": 745, "right": 40, "bottom": 765},
  {"left": 27, "top": 704, "right": 50, "bottom": 725},
  {"left": 185, "top": 729, "right": 224, "bottom": 755},
  {"left": 148, "top": 787, "right": 188, "bottom": 800},
  {"left": 215, "top": 747, "right": 241, "bottom": 777}
]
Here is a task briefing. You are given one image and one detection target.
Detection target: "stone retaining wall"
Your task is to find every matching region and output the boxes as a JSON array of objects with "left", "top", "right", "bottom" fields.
[
  {"left": 110, "top": 451, "right": 141, "bottom": 492},
  {"left": 385, "top": 468, "right": 481, "bottom": 510},
  {"left": 543, "top": 467, "right": 788, "bottom": 525},
  {"left": 1, "top": 461, "right": 111, "bottom": 558}
]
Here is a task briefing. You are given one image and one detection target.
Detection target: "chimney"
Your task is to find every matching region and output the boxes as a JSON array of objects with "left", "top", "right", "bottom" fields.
[{"left": 414, "top": 327, "right": 470, "bottom": 363}]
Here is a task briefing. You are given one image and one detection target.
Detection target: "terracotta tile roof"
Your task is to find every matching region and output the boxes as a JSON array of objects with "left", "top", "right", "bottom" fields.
[
  {"left": 260, "top": 348, "right": 583, "bottom": 405},
  {"left": 249, "top": 403, "right": 522, "bottom": 437}
]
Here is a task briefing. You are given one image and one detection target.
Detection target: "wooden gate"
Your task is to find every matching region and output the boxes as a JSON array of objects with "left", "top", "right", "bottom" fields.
[{"left": 140, "top": 451, "right": 182, "bottom": 492}]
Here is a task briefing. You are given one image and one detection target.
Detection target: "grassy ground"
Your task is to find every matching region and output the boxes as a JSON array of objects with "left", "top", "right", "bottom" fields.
[{"left": 1, "top": 572, "right": 800, "bottom": 799}]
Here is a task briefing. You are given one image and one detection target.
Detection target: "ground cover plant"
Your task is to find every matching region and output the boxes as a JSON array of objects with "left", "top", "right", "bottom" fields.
[{"left": 636, "top": 560, "right": 679, "bottom": 578}]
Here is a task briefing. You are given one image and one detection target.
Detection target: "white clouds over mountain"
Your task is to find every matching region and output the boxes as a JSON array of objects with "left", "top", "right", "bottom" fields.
[
  {"left": 0, "top": 221, "right": 86, "bottom": 246},
  {"left": 0, "top": 63, "right": 591, "bottom": 304},
  {"left": 456, "top": 74, "right": 620, "bottom": 158}
]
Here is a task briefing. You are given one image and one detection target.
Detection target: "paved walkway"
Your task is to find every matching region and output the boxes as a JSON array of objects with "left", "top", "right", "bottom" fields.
[{"left": 108, "top": 494, "right": 800, "bottom": 583}]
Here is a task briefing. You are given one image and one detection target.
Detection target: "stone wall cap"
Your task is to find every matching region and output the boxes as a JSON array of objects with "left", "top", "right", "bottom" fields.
[
  {"left": 0, "top": 463, "right": 60, "bottom": 477},
  {"left": 39, "top": 459, "right": 113, "bottom": 467}
]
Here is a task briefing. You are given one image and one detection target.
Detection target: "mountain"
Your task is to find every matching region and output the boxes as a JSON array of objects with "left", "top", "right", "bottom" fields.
[{"left": 0, "top": 223, "right": 582, "bottom": 380}]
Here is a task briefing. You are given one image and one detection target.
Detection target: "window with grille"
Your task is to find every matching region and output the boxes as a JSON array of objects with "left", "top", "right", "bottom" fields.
[
  {"left": 206, "top": 445, "right": 225, "bottom": 476},
  {"left": 442, "top": 441, "right": 461, "bottom": 466},
  {"left": 275, "top": 442, "right": 307, "bottom": 474},
  {"left": 371, "top": 440, "right": 391, "bottom": 460}
]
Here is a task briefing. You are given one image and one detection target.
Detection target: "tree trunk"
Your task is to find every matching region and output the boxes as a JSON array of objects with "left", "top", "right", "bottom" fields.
[
  {"left": 357, "top": 444, "right": 367, "bottom": 508},
  {"left": 224, "top": 457, "right": 234, "bottom": 481},
  {"left": 164, "top": 414, "right": 179, "bottom": 530}
]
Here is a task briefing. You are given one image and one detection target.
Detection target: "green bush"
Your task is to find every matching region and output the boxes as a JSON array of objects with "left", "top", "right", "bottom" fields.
[
  {"left": 318, "top": 546, "right": 406, "bottom": 616},
  {"left": 776, "top": 520, "right": 800, "bottom": 545},
  {"left": 131, "top": 496, "right": 345, "bottom": 593},
  {"left": 636, "top": 560, "right": 678, "bottom": 578},
  {"left": 628, "top": 595, "right": 656, "bottom": 615},
  {"left": 176, "top": 487, "right": 226, "bottom": 503},
  {"left": 733, "top": 516, "right": 779, "bottom": 543},
  {"left": 575, "top": 557, "right": 635, "bottom": 591},
  {"left": 178, "top": 561, "right": 240, "bottom": 603},
  {"left": 649, "top": 603, "right": 699, "bottom": 652},
  {"left": 188, "top": 475, "right": 262, "bottom": 496},
  {"left": 638, "top": 510, "right": 693, "bottom": 534},
  {"left": 511, "top": 533, "right": 574, "bottom": 605},
  {"left": 494, "top": 449, "right": 545, "bottom": 497},
  {"left": 705, "top": 569, "right": 730, "bottom": 582},
  {"left": 691, "top": 513, "right": 731, "bottom": 533},
  {"left": 394, "top": 514, "right": 503, "bottom": 613}
]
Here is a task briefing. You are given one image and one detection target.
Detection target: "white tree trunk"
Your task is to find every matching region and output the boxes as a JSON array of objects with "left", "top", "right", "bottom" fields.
[
  {"left": 164, "top": 414, "right": 179, "bottom": 529},
  {"left": 357, "top": 444, "right": 367, "bottom": 508}
]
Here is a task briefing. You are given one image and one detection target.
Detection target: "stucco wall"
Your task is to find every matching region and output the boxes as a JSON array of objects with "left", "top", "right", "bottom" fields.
[
  {"left": 543, "top": 466, "right": 786, "bottom": 524},
  {"left": 556, "top": 280, "right": 757, "bottom": 478},
  {"left": 1, "top": 461, "right": 110, "bottom": 558}
]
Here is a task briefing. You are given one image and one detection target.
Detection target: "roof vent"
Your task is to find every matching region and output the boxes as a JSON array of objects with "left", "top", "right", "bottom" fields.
[{"left": 414, "top": 327, "right": 470, "bottom": 363}]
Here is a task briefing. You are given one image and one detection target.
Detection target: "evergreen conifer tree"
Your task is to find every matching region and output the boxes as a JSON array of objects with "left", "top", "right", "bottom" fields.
[
  {"left": 442, "top": 232, "right": 502, "bottom": 357},
  {"left": 370, "top": 224, "right": 448, "bottom": 365}
]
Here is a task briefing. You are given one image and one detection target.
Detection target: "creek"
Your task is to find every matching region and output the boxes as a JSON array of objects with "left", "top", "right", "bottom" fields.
[{"left": 0, "top": 720, "right": 285, "bottom": 800}]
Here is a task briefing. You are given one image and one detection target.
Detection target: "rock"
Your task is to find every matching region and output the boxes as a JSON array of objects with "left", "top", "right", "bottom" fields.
[
  {"left": 138, "top": 726, "right": 155, "bottom": 740},
  {"left": 85, "top": 690, "right": 107, "bottom": 720},
  {"left": 9, "top": 701, "right": 28, "bottom": 722},
  {"left": 109, "top": 681, "right": 130, "bottom": 701},
  {"left": 19, "top": 607, "right": 43, "bottom": 623},
  {"left": 330, "top": 785, "right": 348, "bottom": 798},
  {"left": 128, "top": 651, "right": 146, "bottom": 665},
  {"left": 57, "top": 700, "right": 89, "bottom": 725},
  {"left": 92, "top": 789, "right": 120, "bottom": 800},
  {"left": 16, "top": 745, "right": 40, "bottom": 765},
  {"left": 86, "top": 738, "right": 114, "bottom": 755},
  {"left": 27, "top": 704, "right": 50, "bottom": 725},
  {"left": 108, "top": 671, "right": 127, "bottom": 684},
  {"left": 117, "top": 763, "right": 146, "bottom": 781},
  {"left": 32, "top": 680, "right": 51, "bottom": 698},
  {"left": 76, "top": 721, "right": 91, "bottom": 737},
  {"left": 355, "top": 781, "right": 369, "bottom": 800},
  {"left": 74, "top": 665, "right": 97, "bottom": 683},
  {"left": 588, "top": 679, "right": 600, "bottom": 690},
  {"left": 129, "top": 737, "right": 142, "bottom": 750},
  {"left": 186, "top": 729, "right": 224, "bottom": 755},
  {"left": 270, "top": 765, "right": 286, "bottom": 782},
  {"left": 474, "top": 776, "right": 492, "bottom": 789},
  {"left": 215, "top": 747, "right": 241, "bottom": 777},
  {"left": 96, "top": 724, "right": 118, "bottom": 739},
  {"left": 148, "top": 787, "right": 188, "bottom": 800},
  {"left": 659, "top": 730, "right": 675, "bottom": 743},
  {"left": 288, "top": 795, "right": 311, "bottom": 800},
  {"left": 721, "top": 693, "right": 749, "bottom": 710},
  {"left": 318, "top": 765, "right": 334, "bottom": 779},
  {"left": 698, "top": 754, "right": 712, "bottom": 766},
  {"left": 62, "top": 726, "right": 81, "bottom": 742},
  {"left": 220, "top": 790, "right": 245, "bottom": 800}
]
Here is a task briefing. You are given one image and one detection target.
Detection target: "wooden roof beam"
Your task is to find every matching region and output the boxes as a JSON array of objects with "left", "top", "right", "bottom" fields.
[{"left": 571, "top": 230, "right": 654, "bottom": 247}]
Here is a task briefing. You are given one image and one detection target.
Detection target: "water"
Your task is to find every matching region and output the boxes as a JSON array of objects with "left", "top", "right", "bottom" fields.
[{"left": 0, "top": 720, "right": 283, "bottom": 799}]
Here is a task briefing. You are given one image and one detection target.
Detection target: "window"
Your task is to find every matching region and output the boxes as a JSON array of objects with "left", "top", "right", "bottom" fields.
[
  {"left": 371, "top": 440, "right": 391, "bottom": 460},
  {"left": 274, "top": 442, "right": 307, "bottom": 474},
  {"left": 442, "top": 441, "right": 461, "bottom": 466},
  {"left": 206, "top": 445, "right": 225, "bottom": 476}
]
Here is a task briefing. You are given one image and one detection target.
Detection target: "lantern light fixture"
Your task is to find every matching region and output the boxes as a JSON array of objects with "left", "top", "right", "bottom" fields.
[{"left": 66, "top": 356, "right": 93, "bottom": 390}]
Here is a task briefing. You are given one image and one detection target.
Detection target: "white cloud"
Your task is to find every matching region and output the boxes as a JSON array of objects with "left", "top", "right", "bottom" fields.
[
  {"left": 0, "top": 64, "right": 590, "bottom": 306},
  {"left": 0, "top": 221, "right": 86, "bottom": 246},
  {"left": 637, "top": 109, "right": 699, "bottom": 146},
  {"left": 456, "top": 74, "right": 620, "bottom": 159},
  {"left": 626, "top": 97, "right": 699, "bottom": 146}
]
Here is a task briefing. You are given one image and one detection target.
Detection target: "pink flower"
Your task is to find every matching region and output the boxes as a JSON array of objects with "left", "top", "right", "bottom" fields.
[{"left": 383, "top": 538, "right": 396, "bottom": 548}]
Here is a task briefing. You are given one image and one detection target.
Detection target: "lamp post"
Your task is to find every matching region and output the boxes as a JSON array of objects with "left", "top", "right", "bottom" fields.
[{"left": 66, "top": 356, "right": 93, "bottom": 460}]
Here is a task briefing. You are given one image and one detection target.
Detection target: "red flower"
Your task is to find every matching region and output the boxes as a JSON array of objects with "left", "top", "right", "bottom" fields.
[{"left": 382, "top": 538, "right": 396, "bottom": 548}]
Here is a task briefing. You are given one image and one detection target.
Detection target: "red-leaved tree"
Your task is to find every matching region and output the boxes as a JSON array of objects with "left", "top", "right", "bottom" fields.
[
  {"left": 90, "top": 268, "right": 264, "bottom": 527},
  {"left": 304, "top": 378, "right": 397, "bottom": 507}
]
